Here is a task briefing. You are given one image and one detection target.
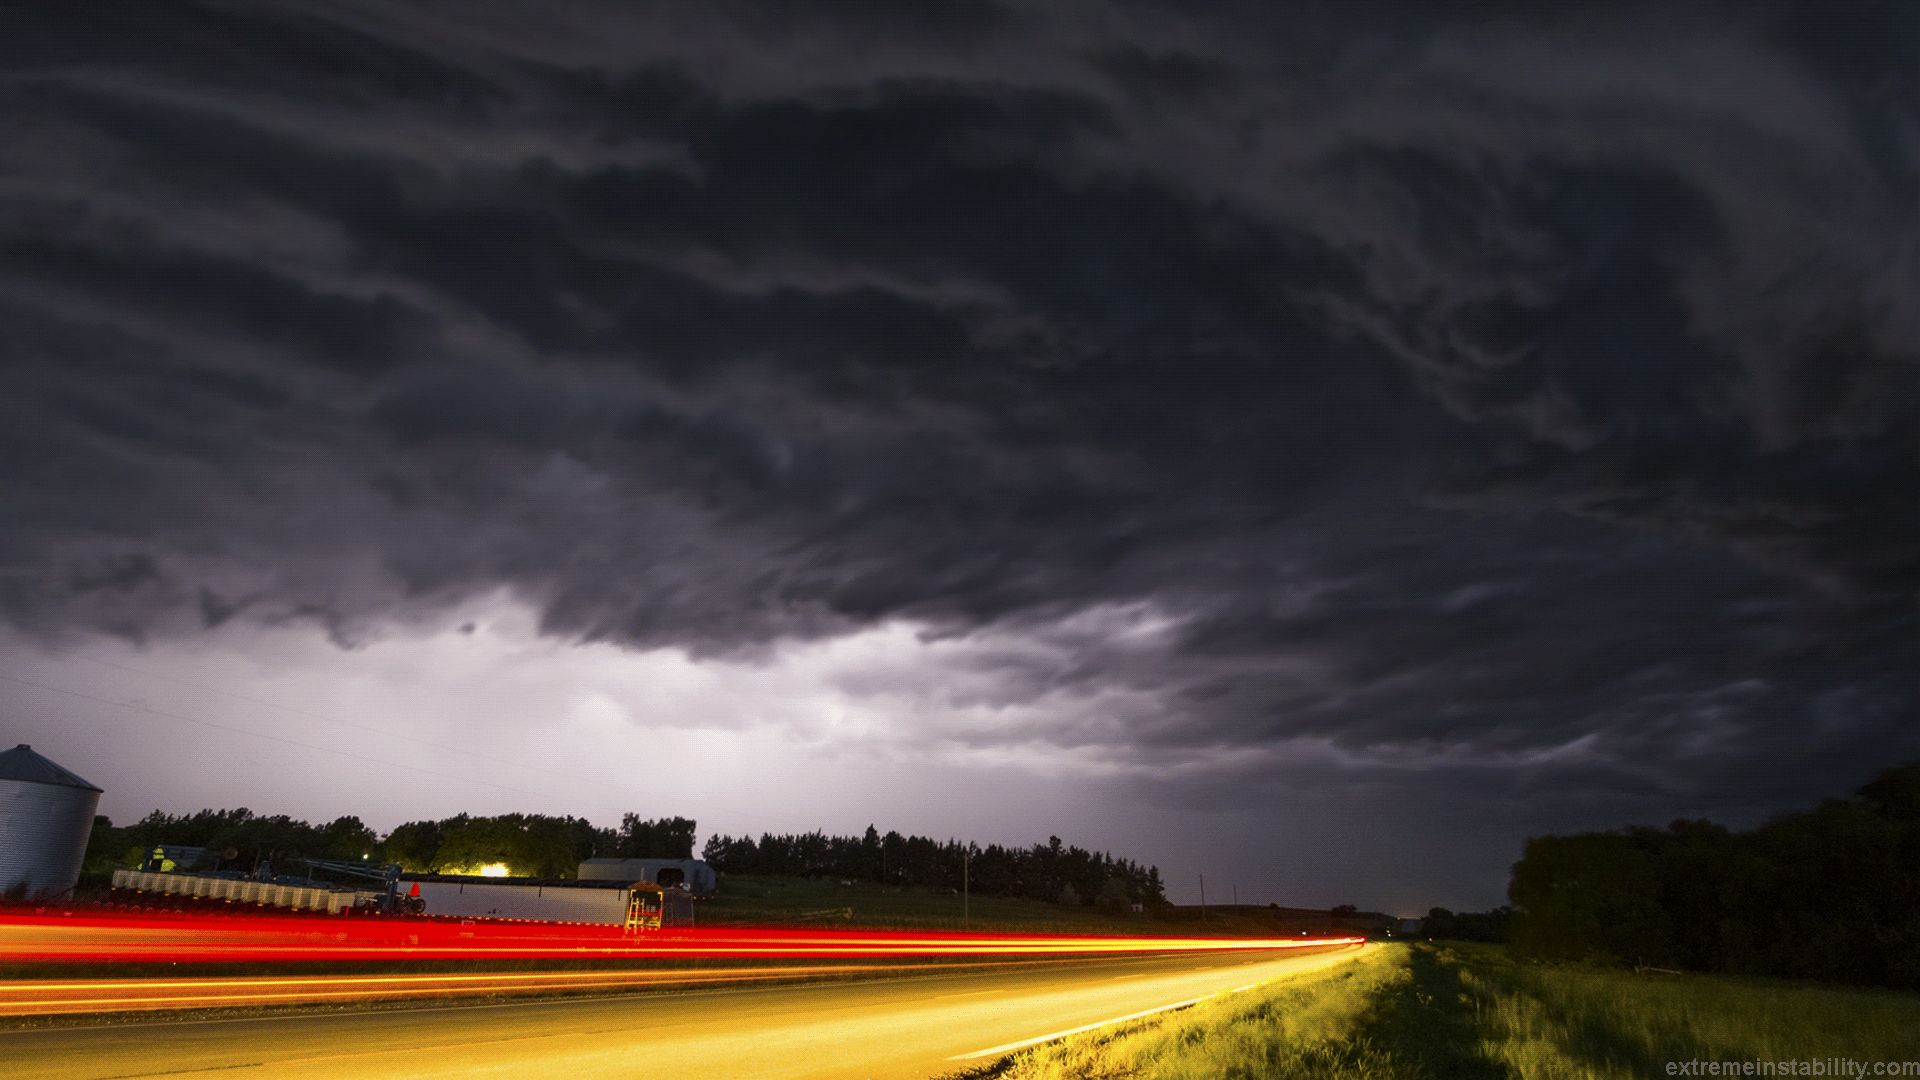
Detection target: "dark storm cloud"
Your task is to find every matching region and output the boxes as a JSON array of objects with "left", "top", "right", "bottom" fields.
[{"left": 3, "top": 0, "right": 1917, "bottom": 834}]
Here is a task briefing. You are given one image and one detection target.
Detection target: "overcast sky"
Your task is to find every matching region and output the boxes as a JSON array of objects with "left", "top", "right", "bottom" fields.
[{"left": 3, "top": 1, "right": 1916, "bottom": 914}]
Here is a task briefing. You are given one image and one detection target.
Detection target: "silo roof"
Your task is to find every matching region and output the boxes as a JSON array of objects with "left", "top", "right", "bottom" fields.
[{"left": 0, "top": 744, "right": 103, "bottom": 792}]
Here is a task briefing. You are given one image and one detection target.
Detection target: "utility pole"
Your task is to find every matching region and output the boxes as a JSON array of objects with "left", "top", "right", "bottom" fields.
[
  {"left": 1199, "top": 872, "right": 1207, "bottom": 923},
  {"left": 1233, "top": 884, "right": 1238, "bottom": 909},
  {"left": 963, "top": 848, "right": 970, "bottom": 930}
]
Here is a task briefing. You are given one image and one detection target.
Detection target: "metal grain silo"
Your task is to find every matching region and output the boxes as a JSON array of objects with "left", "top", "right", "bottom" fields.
[{"left": 0, "top": 743, "right": 103, "bottom": 899}]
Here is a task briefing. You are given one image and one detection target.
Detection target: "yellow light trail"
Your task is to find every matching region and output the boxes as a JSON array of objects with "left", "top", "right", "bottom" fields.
[{"left": 0, "top": 964, "right": 919, "bottom": 1017}]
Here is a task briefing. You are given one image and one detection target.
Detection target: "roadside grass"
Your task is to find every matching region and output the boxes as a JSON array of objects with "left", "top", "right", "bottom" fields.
[
  {"left": 1447, "top": 942, "right": 1920, "bottom": 1077},
  {"left": 954, "top": 943, "right": 1920, "bottom": 1079},
  {"left": 952, "top": 945, "right": 1414, "bottom": 1080}
]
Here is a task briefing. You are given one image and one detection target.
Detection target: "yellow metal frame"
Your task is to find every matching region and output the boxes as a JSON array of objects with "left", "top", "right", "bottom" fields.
[{"left": 625, "top": 881, "right": 665, "bottom": 932}]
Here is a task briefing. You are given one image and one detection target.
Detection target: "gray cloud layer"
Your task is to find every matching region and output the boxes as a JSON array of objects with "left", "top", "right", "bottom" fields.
[{"left": 4, "top": 1, "right": 1917, "bottom": 899}]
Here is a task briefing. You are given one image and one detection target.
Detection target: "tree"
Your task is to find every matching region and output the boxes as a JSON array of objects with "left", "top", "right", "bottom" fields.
[
  {"left": 1510, "top": 832, "right": 1675, "bottom": 964},
  {"left": 422, "top": 814, "right": 588, "bottom": 877},
  {"left": 80, "top": 815, "right": 130, "bottom": 877},
  {"left": 1422, "top": 906, "right": 1509, "bottom": 943},
  {"left": 381, "top": 820, "right": 444, "bottom": 871},
  {"left": 1503, "top": 761, "right": 1920, "bottom": 988},
  {"left": 1859, "top": 763, "right": 1920, "bottom": 821},
  {"left": 432, "top": 815, "right": 526, "bottom": 874},
  {"left": 617, "top": 815, "right": 697, "bottom": 859},
  {"left": 318, "top": 816, "right": 377, "bottom": 860}
]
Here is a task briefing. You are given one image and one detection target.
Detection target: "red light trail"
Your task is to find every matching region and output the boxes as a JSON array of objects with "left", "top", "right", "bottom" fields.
[
  {"left": 0, "top": 910, "right": 1364, "bottom": 1016},
  {"left": 0, "top": 910, "right": 1363, "bottom": 964}
]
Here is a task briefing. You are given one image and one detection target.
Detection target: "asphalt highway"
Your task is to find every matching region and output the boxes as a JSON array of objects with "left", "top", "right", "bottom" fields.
[{"left": 1, "top": 942, "right": 1370, "bottom": 1079}]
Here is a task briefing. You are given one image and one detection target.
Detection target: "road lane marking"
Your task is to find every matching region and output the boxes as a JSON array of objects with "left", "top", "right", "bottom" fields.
[{"left": 948, "top": 995, "right": 1211, "bottom": 1060}]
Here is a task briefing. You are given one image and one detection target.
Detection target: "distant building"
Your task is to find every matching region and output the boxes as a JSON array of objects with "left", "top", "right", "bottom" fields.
[
  {"left": 578, "top": 857, "right": 716, "bottom": 897},
  {"left": 0, "top": 743, "right": 103, "bottom": 900}
]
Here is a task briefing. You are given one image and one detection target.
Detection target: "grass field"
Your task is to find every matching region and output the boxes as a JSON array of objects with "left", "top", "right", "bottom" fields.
[
  {"left": 700, "top": 874, "right": 1378, "bottom": 937},
  {"left": 953, "top": 943, "right": 1920, "bottom": 1079},
  {"left": 699, "top": 874, "right": 1155, "bottom": 932}
]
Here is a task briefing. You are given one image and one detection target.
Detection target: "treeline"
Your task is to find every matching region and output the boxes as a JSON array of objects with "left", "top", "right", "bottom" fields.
[
  {"left": 702, "top": 828, "right": 1167, "bottom": 910},
  {"left": 84, "top": 808, "right": 378, "bottom": 877},
  {"left": 83, "top": 810, "right": 1168, "bottom": 912},
  {"left": 1508, "top": 762, "right": 1920, "bottom": 989},
  {"left": 1421, "top": 906, "right": 1510, "bottom": 942},
  {"left": 84, "top": 809, "right": 697, "bottom": 879}
]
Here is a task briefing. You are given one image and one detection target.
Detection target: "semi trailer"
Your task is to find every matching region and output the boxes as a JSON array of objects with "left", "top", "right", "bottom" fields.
[
  {"left": 109, "top": 867, "right": 690, "bottom": 930},
  {"left": 398, "top": 875, "right": 690, "bottom": 931},
  {"left": 109, "top": 869, "right": 380, "bottom": 914}
]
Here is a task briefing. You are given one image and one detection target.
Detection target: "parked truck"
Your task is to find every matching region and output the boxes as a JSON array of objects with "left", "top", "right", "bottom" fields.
[
  {"left": 398, "top": 875, "right": 691, "bottom": 931},
  {"left": 110, "top": 866, "right": 690, "bottom": 930}
]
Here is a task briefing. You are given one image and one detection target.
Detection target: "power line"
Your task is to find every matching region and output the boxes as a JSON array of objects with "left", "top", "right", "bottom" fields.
[
  {"left": 77, "top": 654, "right": 576, "bottom": 782},
  {"left": 0, "top": 669, "right": 572, "bottom": 804}
]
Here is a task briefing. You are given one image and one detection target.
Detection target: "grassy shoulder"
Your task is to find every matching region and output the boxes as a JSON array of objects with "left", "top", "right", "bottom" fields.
[
  {"left": 953, "top": 943, "right": 1920, "bottom": 1079},
  {"left": 950, "top": 943, "right": 1402, "bottom": 1080},
  {"left": 1448, "top": 942, "right": 1920, "bottom": 1076}
]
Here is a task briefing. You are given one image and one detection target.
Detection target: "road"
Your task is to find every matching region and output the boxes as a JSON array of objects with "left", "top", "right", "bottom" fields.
[{"left": 1, "top": 943, "right": 1369, "bottom": 1079}]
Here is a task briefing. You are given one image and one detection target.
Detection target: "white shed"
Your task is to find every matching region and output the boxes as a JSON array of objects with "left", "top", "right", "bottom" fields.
[{"left": 577, "top": 857, "right": 716, "bottom": 897}]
